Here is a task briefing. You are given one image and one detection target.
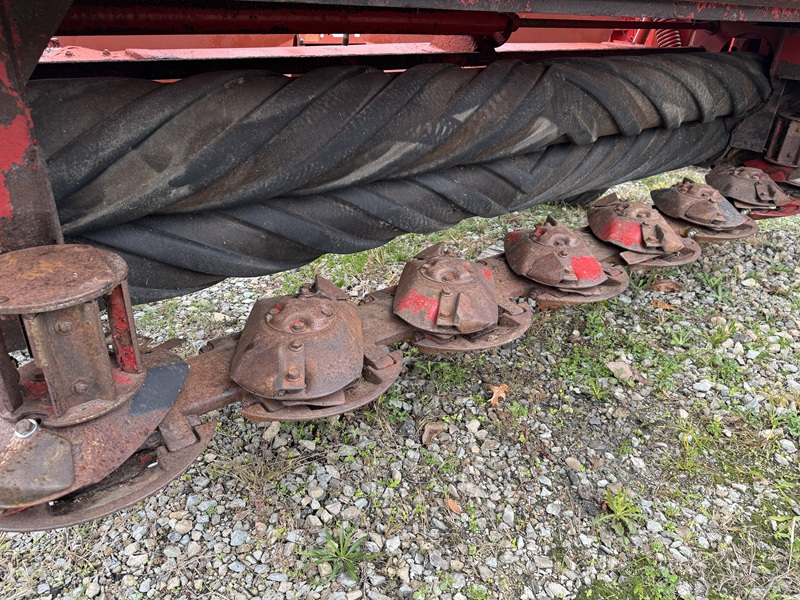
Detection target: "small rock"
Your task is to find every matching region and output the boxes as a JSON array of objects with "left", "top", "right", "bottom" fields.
[
  {"left": 780, "top": 439, "right": 797, "bottom": 453},
  {"left": 546, "top": 502, "right": 562, "bottom": 516},
  {"left": 693, "top": 380, "right": 713, "bottom": 392},
  {"left": 262, "top": 421, "right": 280, "bottom": 443},
  {"left": 385, "top": 537, "right": 401, "bottom": 553},
  {"left": 565, "top": 457, "right": 583, "bottom": 471},
  {"left": 230, "top": 530, "right": 248, "bottom": 547},
  {"left": 85, "top": 583, "right": 100, "bottom": 598},
  {"left": 502, "top": 505, "right": 515, "bottom": 527},
  {"left": 547, "top": 582, "right": 570, "bottom": 598}
]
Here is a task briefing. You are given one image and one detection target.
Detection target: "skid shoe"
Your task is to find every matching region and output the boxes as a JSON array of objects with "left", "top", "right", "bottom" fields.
[
  {"left": 504, "top": 217, "right": 629, "bottom": 309},
  {"left": 706, "top": 165, "right": 800, "bottom": 219},
  {"left": 651, "top": 180, "right": 759, "bottom": 242},
  {"left": 0, "top": 245, "right": 203, "bottom": 531},
  {"left": 393, "top": 244, "right": 531, "bottom": 353},
  {"left": 234, "top": 277, "right": 402, "bottom": 421},
  {"left": 583, "top": 193, "right": 701, "bottom": 269}
]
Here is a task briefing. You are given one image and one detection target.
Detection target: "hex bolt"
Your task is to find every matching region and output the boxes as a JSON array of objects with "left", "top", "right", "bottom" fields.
[
  {"left": 268, "top": 307, "right": 281, "bottom": 315},
  {"left": 740, "top": 209, "right": 751, "bottom": 216},
  {"left": 288, "top": 340, "right": 303, "bottom": 352},
  {"left": 54, "top": 319, "right": 74, "bottom": 335},
  {"left": 14, "top": 418, "right": 38, "bottom": 439},
  {"left": 442, "top": 287, "right": 452, "bottom": 296},
  {"left": 687, "top": 228, "right": 699, "bottom": 238},
  {"left": 558, "top": 250, "right": 569, "bottom": 257},
  {"left": 72, "top": 380, "right": 90, "bottom": 395},
  {"left": 299, "top": 285, "right": 313, "bottom": 296},
  {"left": 442, "top": 274, "right": 454, "bottom": 282},
  {"left": 286, "top": 367, "right": 302, "bottom": 382},
  {"left": 291, "top": 321, "right": 307, "bottom": 333},
  {"left": 320, "top": 306, "right": 335, "bottom": 318}
]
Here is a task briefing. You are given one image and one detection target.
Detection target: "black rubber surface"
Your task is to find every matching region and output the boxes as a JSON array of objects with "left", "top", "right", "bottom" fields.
[
  {"left": 70, "top": 119, "right": 733, "bottom": 303},
  {"left": 26, "top": 53, "right": 771, "bottom": 302}
]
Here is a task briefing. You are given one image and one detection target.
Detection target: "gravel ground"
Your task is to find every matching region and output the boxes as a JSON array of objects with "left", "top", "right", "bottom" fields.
[{"left": 2, "top": 170, "right": 800, "bottom": 600}]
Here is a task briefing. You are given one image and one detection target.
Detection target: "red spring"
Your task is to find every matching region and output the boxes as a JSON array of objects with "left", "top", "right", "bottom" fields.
[{"left": 654, "top": 19, "right": 682, "bottom": 48}]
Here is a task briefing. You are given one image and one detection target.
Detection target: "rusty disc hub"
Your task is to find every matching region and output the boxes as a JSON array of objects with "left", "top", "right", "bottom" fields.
[
  {"left": 394, "top": 244, "right": 498, "bottom": 336},
  {"left": 585, "top": 194, "right": 701, "bottom": 268},
  {"left": 233, "top": 277, "right": 402, "bottom": 421},
  {"left": 0, "top": 245, "right": 191, "bottom": 518},
  {"left": 651, "top": 180, "right": 759, "bottom": 242},
  {"left": 706, "top": 166, "right": 792, "bottom": 211},
  {"left": 504, "top": 217, "right": 607, "bottom": 291}
]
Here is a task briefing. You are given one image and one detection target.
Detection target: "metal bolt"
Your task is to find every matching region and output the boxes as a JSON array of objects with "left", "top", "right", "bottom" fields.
[
  {"left": 442, "top": 274, "right": 454, "bottom": 282},
  {"left": 291, "top": 321, "right": 306, "bottom": 333},
  {"left": 289, "top": 340, "right": 303, "bottom": 352},
  {"left": 14, "top": 418, "right": 38, "bottom": 439},
  {"left": 286, "top": 368, "right": 301, "bottom": 382},
  {"left": 440, "top": 310, "right": 450, "bottom": 318},
  {"left": 442, "top": 287, "right": 452, "bottom": 296},
  {"left": 268, "top": 307, "right": 281, "bottom": 315},
  {"left": 102, "top": 49, "right": 110, "bottom": 56},
  {"left": 64, "top": 49, "right": 73, "bottom": 56},
  {"left": 558, "top": 250, "right": 569, "bottom": 257},
  {"left": 740, "top": 209, "right": 751, "bottom": 216},
  {"left": 72, "top": 380, "right": 90, "bottom": 395},
  {"left": 54, "top": 319, "right": 74, "bottom": 335},
  {"left": 320, "top": 306, "right": 335, "bottom": 318},
  {"left": 687, "top": 228, "right": 699, "bottom": 238},
  {"left": 299, "top": 285, "right": 313, "bottom": 296}
]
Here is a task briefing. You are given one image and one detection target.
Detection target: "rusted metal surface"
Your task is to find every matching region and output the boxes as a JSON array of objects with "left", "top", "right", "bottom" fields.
[
  {"left": 0, "top": 5, "right": 63, "bottom": 251},
  {"left": 242, "top": 1, "right": 800, "bottom": 23},
  {"left": 0, "top": 421, "right": 214, "bottom": 533},
  {"left": 578, "top": 226, "right": 702, "bottom": 270},
  {"left": 705, "top": 166, "right": 792, "bottom": 210},
  {"left": 765, "top": 114, "right": 800, "bottom": 167},
  {"left": 652, "top": 181, "right": 759, "bottom": 242},
  {"left": 585, "top": 194, "right": 701, "bottom": 268},
  {"left": 0, "top": 244, "right": 127, "bottom": 314},
  {"left": 33, "top": 41, "right": 697, "bottom": 80},
  {"left": 231, "top": 277, "right": 364, "bottom": 403},
  {"left": 0, "top": 245, "right": 146, "bottom": 427},
  {"left": 59, "top": 3, "right": 518, "bottom": 37},
  {"left": 505, "top": 217, "right": 607, "bottom": 290},
  {"left": 0, "top": 244, "right": 192, "bottom": 524},
  {"left": 0, "top": 353, "right": 187, "bottom": 513},
  {"left": 394, "top": 244, "right": 498, "bottom": 336},
  {"left": 414, "top": 301, "right": 532, "bottom": 354},
  {"left": 241, "top": 352, "right": 403, "bottom": 422}
]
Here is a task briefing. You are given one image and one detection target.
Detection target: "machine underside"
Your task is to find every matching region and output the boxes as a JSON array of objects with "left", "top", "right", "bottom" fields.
[{"left": 2, "top": 0, "right": 800, "bottom": 531}]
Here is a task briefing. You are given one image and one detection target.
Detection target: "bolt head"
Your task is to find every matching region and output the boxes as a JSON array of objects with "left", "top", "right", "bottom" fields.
[
  {"left": 72, "top": 381, "right": 90, "bottom": 395},
  {"left": 289, "top": 340, "right": 303, "bottom": 352},
  {"left": 320, "top": 306, "right": 335, "bottom": 318},
  {"left": 14, "top": 418, "right": 38, "bottom": 439},
  {"left": 286, "top": 368, "right": 301, "bottom": 382},
  {"left": 54, "top": 319, "right": 74, "bottom": 335},
  {"left": 687, "top": 228, "right": 699, "bottom": 238}
]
